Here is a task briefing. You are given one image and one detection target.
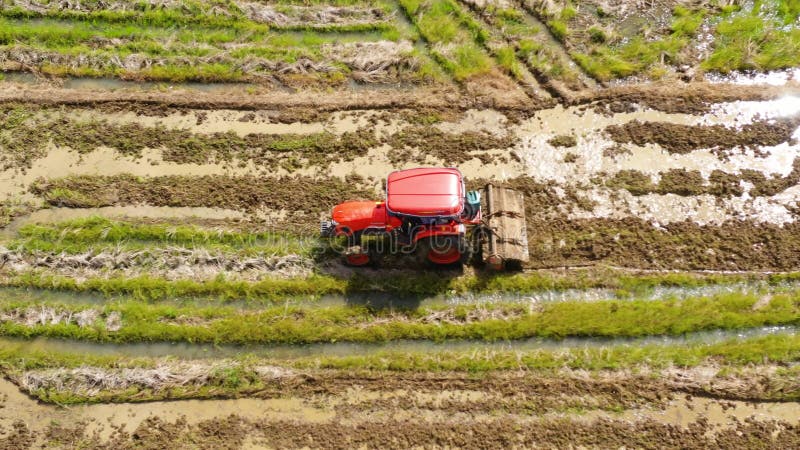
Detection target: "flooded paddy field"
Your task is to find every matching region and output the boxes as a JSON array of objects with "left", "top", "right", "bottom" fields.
[
  {"left": 0, "top": 94, "right": 797, "bottom": 446},
  {"left": 1, "top": 0, "right": 800, "bottom": 446}
]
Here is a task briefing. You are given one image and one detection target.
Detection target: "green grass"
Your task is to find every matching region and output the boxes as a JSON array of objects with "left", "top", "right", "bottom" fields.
[
  {"left": 495, "top": 45, "right": 522, "bottom": 79},
  {"left": 703, "top": 1, "right": 800, "bottom": 73},
  {"left": 571, "top": 0, "right": 800, "bottom": 75},
  {"left": 303, "top": 332, "right": 800, "bottom": 373},
  {"left": 778, "top": 0, "right": 800, "bottom": 23},
  {"left": 559, "top": 5, "right": 577, "bottom": 21},
  {"left": 450, "top": 44, "right": 493, "bottom": 80},
  {"left": 10, "top": 217, "right": 314, "bottom": 255},
  {"left": 399, "top": 0, "right": 495, "bottom": 81},
  {"left": 567, "top": 5, "right": 708, "bottom": 80},
  {"left": 0, "top": 6, "right": 435, "bottom": 83},
  {"left": 1, "top": 284, "right": 799, "bottom": 344},
  {"left": 670, "top": 5, "right": 705, "bottom": 36},
  {"left": 547, "top": 19, "right": 568, "bottom": 42},
  {"left": 573, "top": 34, "right": 686, "bottom": 81},
  {"left": 5, "top": 272, "right": 347, "bottom": 303},
  {"left": 588, "top": 27, "right": 606, "bottom": 43}
]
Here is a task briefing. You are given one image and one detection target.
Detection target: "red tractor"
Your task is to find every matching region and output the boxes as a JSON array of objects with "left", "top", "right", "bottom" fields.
[{"left": 321, "top": 167, "right": 528, "bottom": 269}]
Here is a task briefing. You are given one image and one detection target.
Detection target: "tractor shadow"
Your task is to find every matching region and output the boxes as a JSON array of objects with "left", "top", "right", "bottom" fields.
[
  {"left": 312, "top": 236, "right": 524, "bottom": 311},
  {"left": 314, "top": 253, "right": 466, "bottom": 311},
  {"left": 340, "top": 291, "right": 427, "bottom": 310}
]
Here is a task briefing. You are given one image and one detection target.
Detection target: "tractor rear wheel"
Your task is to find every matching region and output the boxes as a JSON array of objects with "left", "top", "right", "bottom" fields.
[{"left": 417, "top": 236, "right": 469, "bottom": 266}]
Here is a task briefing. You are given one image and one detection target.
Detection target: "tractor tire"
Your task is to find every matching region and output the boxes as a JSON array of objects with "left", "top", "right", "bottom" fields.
[
  {"left": 468, "top": 226, "right": 487, "bottom": 266},
  {"left": 344, "top": 252, "right": 371, "bottom": 266},
  {"left": 416, "top": 235, "right": 471, "bottom": 266},
  {"left": 342, "top": 230, "right": 371, "bottom": 267}
]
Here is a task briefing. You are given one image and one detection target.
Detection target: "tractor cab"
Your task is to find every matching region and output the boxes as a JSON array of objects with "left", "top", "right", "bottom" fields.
[{"left": 386, "top": 167, "right": 465, "bottom": 222}]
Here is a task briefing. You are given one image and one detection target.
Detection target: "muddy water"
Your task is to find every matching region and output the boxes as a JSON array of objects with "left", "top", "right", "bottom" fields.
[
  {"left": 0, "top": 326, "right": 794, "bottom": 362},
  {"left": 509, "top": 99, "right": 800, "bottom": 225},
  {"left": 1, "top": 97, "right": 798, "bottom": 226},
  {"left": 2, "top": 376, "right": 799, "bottom": 447},
  {"left": 577, "top": 394, "right": 800, "bottom": 428},
  {"left": 706, "top": 68, "right": 800, "bottom": 87},
  {"left": 701, "top": 96, "right": 800, "bottom": 125},
  {"left": 0, "top": 145, "right": 263, "bottom": 202},
  {"left": 514, "top": 101, "right": 800, "bottom": 181},
  {"left": 643, "top": 395, "right": 800, "bottom": 428},
  {"left": 0, "top": 377, "right": 331, "bottom": 444},
  {"left": 1, "top": 73, "right": 261, "bottom": 93}
]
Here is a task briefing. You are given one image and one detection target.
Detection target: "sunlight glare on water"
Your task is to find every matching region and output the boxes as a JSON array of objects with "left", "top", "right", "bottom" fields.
[
  {"left": 701, "top": 96, "right": 800, "bottom": 126},
  {"left": 706, "top": 68, "right": 800, "bottom": 86}
]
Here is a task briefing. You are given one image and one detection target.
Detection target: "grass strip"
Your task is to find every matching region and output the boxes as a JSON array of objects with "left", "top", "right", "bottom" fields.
[
  {"left": 0, "top": 4, "right": 395, "bottom": 33},
  {"left": 4, "top": 268, "right": 800, "bottom": 302},
  {"left": 1, "top": 332, "right": 799, "bottom": 373},
  {"left": 703, "top": 0, "right": 800, "bottom": 73},
  {"left": 3, "top": 272, "right": 347, "bottom": 303},
  {"left": 0, "top": 290, "right": 798, "bottom": 344},
  {"left": 398, "top": 0, "right": 495, "bottom": 80},
  {"left": 301, "top": 332, "right": 800, "bottom": 372},
  {"left": 570, "top": 5, "right": 705, "bottom": 80},
  {"left": 11, "top": 217, "right": 316, "bottom": 255},
  {"left": 4, "top": 331, "right": 800, "bottom": 403}
]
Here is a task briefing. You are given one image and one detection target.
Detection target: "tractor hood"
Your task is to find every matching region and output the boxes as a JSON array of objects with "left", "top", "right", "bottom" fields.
[
  {"left": 386, "top": 168, "right": 464, "bottom": 218},
  {"left": 331, "top": 201, "right": 389, "bottom": 234}
]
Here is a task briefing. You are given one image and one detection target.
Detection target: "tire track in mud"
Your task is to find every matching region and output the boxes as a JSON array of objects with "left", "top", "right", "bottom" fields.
[
  {"left": 3, "top": 79, "right": 800, "bottom": 114},
  {"left": 574, "top": 82, "right": 800, "bottom": 114},
  {"left": 473, "top": 175, "right": 800, "bottom": 270},
  {"left": 27, "top": 174, "right": 376, "bottom": 232},
  {"left": 12, "top": 414, "right": 800, "bottom": 449}
]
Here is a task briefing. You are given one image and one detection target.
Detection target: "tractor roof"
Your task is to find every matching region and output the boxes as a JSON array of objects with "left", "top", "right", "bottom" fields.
[{"left": 386, "top": 167, "right": 464, "bottom": 218}]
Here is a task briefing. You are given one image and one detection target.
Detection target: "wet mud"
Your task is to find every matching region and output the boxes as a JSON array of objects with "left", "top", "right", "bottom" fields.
[
  {"left": 28, "top": 174, "right": 376, "bottom": 233},
  {"left": 4, "top": 92, "right": 797, "bottom": 271},
  {"left": 2, "top": 367, "right": 800, "bottom": 448},
  {"left": 605, "top": 117, "right": 800, "bottom": 156},
  {"left": 1, "top": 65, "right": 800, "bottom": 448}
]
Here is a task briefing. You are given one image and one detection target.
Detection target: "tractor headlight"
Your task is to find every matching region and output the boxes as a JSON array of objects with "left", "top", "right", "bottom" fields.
[{"left": 320, "top": 220, "right": 337, "bottom": 237}]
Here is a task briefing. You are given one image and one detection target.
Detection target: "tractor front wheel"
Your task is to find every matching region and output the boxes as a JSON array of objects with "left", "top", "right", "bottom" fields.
[
  {"left": 417, "top": 236, "right": 469, "bottom": 266},
  {"left": 345, "top": 252, "right": 371, "bottom": 266},
  {"left": 341, "top": 230, "right": 372, "bottom": 267}
]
